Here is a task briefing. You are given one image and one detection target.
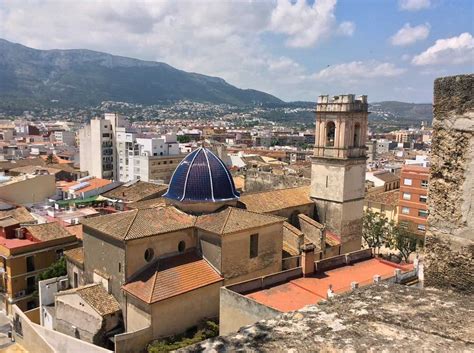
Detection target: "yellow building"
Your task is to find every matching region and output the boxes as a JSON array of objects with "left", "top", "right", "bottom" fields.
[
  {"left": 364, "top": 189, "right": 399, "bottom": 222},
  {"left": 0, "top": 219, "right": 79, "bottom": 314}
]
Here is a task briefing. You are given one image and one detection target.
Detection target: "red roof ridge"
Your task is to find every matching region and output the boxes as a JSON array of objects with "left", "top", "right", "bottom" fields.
[
  {"left": 123, "top": 209, "right": 140, "bottom": 241},
  {"left": 221, "top": 207, "right": 233, "bottom": 234}
]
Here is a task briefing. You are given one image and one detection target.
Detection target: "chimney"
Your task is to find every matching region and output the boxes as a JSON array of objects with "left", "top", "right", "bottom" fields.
[{"left": 301, "top": 243, "right": 316, "bottom": 277}]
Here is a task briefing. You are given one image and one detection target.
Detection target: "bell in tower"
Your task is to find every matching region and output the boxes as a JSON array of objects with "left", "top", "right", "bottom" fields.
[{"left": 310, "top": 94, "right": 368, "bottom": 253}]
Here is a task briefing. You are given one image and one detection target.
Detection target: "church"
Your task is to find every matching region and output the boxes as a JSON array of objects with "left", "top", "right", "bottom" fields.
[{"left": 62, "top": 94, "right": 368, "bottom": 347}]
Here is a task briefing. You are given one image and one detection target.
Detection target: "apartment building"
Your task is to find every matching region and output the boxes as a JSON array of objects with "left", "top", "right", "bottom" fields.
[
  {"left": 79, "top": 113, "right": 124, "bottom": 180},
  {"left": 398, "top": 165, "right": 429, "bottom": 235},
  {"left": 118, "top": 132, "right": 182, "bottom": 183},
  {"left": 52, "top": 130, "right": 76, "bottom": 147},
  {"left": 0, "top": 216, "right": 79, "bottom": 313}
]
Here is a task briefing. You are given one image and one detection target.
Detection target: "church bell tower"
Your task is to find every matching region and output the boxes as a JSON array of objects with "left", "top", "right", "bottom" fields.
[{"left": 310, "top": 94, "right": 368, "bottom": 253}]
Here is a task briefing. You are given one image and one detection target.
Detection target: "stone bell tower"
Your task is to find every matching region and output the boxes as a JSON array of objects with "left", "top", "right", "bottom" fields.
[{"left": 310, "top": 94, "right": 368, "bottom": 253}]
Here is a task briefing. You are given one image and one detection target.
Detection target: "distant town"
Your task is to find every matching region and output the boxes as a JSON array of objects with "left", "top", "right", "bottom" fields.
[{"left": 0, "top": 86, "right": 448, "bottom": 353}]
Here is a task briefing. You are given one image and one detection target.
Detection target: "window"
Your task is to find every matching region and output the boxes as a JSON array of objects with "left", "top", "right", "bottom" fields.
[
  {"left": 404, "top": 178, "right": 412, "bottom": 186},
  {"left": 353, "top": 123, "right": 361, "bottom": 147},
  {"left": 403, "top": 192, "right": 411, "bottom": 200},
  {"left": 102, "top": 133, "right": 110, "bottom": 138},
  {"left": 178, "top": 241, "right": 186, "bottom": 253},
  {"left": 73, "top": 272, "right": 78, "bottom": 288},
  {"left": 421, "top": 180, "right": 428, "bottom": 188},
  {"left": 417, "top": 224, "right": 426, "bottom": 232},
  {"left": 420, "top": 195, "right": 428, "bottom": 203},
  {"left": 144, "top": 248, "right": 154, "bottom": 262},
  {"left": 418, "top": 210, "right": 428, "bottom": 218},
  {"left": 26, "top": 256, "right": 35, "bottom": 272},
  {"left": 402, "top": 207, "right": 410, "bottom": 215},
  {"left": 26, "top": 276, "right": 36, "bottom": 294},
  {"left": 326, "top": 121, "right": 336, "bottom": 147},
  {"left": 249, "top": 234, "right": 259, "bottom": 258},
  {"left": 400, "top": 221, "right": 409, "bottom": 229},
  {"left": 118, "top": 262, "right": 121, "bottom": 273}
]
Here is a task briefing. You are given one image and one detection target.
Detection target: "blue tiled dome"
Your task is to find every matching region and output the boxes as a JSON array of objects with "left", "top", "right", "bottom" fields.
[{"left": 164, "top": 147, "right": 240, "bottom": 203}]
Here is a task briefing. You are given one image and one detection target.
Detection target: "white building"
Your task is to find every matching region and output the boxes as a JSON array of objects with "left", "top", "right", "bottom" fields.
[
  {"left": 52, "top": 130, "right": 76, "bottom": 147},
  {"left": 79, "top": 113, "right": 124, "bottom": 180},
  {"left": 118, "top": 132, "right": 182, "bottom": 183}
]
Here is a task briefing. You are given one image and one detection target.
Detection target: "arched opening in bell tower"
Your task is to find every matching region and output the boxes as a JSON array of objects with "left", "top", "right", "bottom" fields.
[
  {"left": 353, "top": 123, "right": 361, "bottom": 147},
  {"left": 326, "top": 121, "right": 336, "bottom": 147}
]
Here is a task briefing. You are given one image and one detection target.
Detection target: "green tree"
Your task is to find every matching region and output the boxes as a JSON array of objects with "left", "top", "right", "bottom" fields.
[
  {"left": 362, "top": 210, "right": 390, "bottom": 254},
  {"left": 385, "top": 223, "right": 422, "bottom": 263},
  {"left": 38, "top": 256, "right": 67, "bottom": 281},
  {"left": 46, "top": 153, "right": 54, "bottom": 164},
  {"left": 177, "top": 135, "right": 190, "bottom": 143}
]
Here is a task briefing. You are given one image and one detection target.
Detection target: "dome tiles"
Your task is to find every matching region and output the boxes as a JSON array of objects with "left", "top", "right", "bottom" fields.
[{"left": 164, "top": 147, "right": 240, "bottom": 203}]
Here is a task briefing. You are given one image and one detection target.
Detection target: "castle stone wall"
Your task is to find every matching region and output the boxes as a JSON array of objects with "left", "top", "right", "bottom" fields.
[{"left": 424, "top": 74, "right": 474, "bottom": 294}]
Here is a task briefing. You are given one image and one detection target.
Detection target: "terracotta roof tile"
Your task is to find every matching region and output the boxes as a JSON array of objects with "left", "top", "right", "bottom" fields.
[
  {"left": 0, "top": 207, "right": 35, "bottom": 224},
  {"left": 65, "top": 224, "right": 83, "bottom": 240},
  {"left": 366, "top": 189, "right": 399, "bottom": 206},
  {"left": 373, "top": 171, "right": 400, "bottom": 183},
  {"left": 128, "top": 197, "right": 166, "bottom": 210},
  {"left": 240, "top": 186, "right": 312, "bottom": 214},
  {"left": 103, "top": 181, "right": 167, "bottom": 202},
  {"left": 123, "top": 252, "right": 223, "bottom": 304},
  {"left": 196, "top": 207, "right": 285, "bottom": 235},
  {"left": 25, "top": 222, "right": 74, "bottom": 242},
  {"left": 64, "top": 247, "right": 84, "bottom": 267},
  {"left": 82, "top": 206, "right": 195, "bottom": 241},
  {"left": 75, "top": 284, "right": 121, "bottom": 316}
]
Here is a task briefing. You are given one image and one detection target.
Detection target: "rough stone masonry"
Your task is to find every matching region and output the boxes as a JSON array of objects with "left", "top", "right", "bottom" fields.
[
  {"left": 181, "top": 284, "right": 473, "bottom": 352},
  {"left": 424, "top": 74, "right": 474, "bottom": 294}
]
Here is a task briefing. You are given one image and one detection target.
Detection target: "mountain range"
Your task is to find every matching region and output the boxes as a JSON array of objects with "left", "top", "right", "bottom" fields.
[
  {"left": 0, "top": 38, "right": 432, "bottom": 123},
  {"left": 0, "top": 38, "right": 282, "bottom": 108}
]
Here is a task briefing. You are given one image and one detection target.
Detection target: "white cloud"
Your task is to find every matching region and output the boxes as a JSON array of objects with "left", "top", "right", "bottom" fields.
[
  {"left": 338, "top": 21, "right": 356, "bottom": 36},
  {"left": 391, "top": 23, "right": 430, "bottom": 46},
  {"left": 313, "top": 61, "right": 406, "bottom": 82},
  {"left": 399, "top": 0, "right": 431, "bottom": 11},
  {"left": 269, "top": 0, "right": 355, "bottom": 48},
  {"left": 412, "top": 32, "right": 474, "bottom": 65}
]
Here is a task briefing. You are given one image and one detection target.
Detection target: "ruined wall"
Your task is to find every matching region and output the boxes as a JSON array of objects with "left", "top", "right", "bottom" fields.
[
  {"left": 244, "top": 170, "right": 310, "bottom": 193},
  {"left": 424, "top": 74, "right": 474, "bottom": 294}
]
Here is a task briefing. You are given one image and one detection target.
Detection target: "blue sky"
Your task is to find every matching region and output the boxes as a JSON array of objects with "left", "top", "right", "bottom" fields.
[{"left": 0, "top": 0, "right": 473, "bottom": 103}]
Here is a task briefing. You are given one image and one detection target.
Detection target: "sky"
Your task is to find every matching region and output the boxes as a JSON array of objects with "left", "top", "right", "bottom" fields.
[{"left": 0, "top": 0, "right": 473, "bottom": 103}]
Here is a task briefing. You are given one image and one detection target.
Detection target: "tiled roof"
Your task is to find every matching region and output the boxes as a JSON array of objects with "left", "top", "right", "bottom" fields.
[
  {"left": 122, "top": 252, "right": 223, "bottom": 304},
  {"left": 25, "top": 222, "right": 74, "bottom": 242},
  {"left": 82, "top": 206, "right": 196, "bottom": 241},
  {"left": 366, "top": 189, "right": 399, "bottom": 206},
  {"left": 9, "top": 165, "right": 63, "bottom": 175},
  {"left": 64, "top": 247, "right": 84, "bottom": 266},
  {"left": 373, "top": 171, "right": 399, "bottom": 183},
  {"left": 65, "top": 224, "right": 83, "bottom": 240},
  {"left": 0, "top": 217, "right": 21, "bottom": 227},
  {"left": 196, "top": 207, "right": 284, "bottom": 235},
  {"left": 0, "top": 207, "right": 36, "bottom": 224},
  {"left": 60, "top": 284, "right": 121, "bottom": 316},
  {"left": 128, "top": 197, "right": 166, "bottom": 210},
  {"left": 240, "top": 186, "right": 312, "bottom": 214},
  {"left": 102, "top": 181, "right": 167, "bottom": 202}
]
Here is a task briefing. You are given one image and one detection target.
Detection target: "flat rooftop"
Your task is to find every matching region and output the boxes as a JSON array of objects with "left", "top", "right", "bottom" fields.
[{"left": 246, "top": 258, "right": 412, "bottom": 312}]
